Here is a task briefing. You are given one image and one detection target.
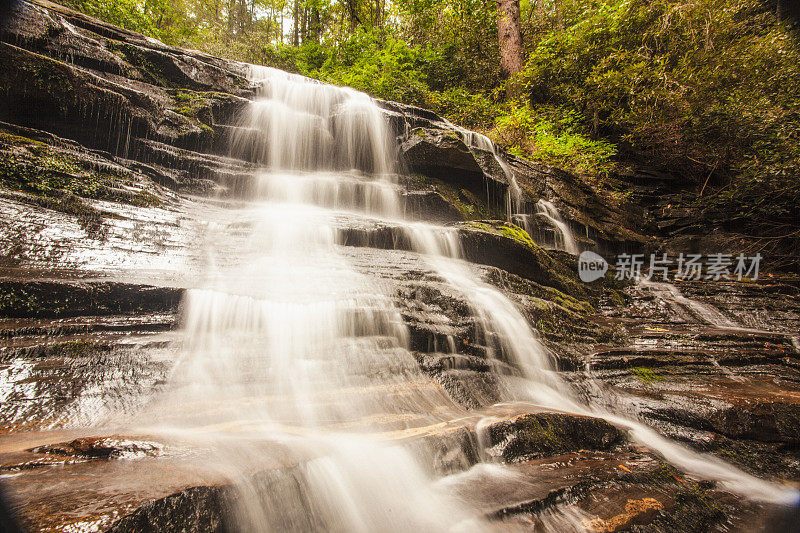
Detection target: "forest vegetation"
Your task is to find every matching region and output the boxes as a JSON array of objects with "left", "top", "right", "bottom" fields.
[{"left": 61, "top": 0, "right": 800, "bottom": 262}]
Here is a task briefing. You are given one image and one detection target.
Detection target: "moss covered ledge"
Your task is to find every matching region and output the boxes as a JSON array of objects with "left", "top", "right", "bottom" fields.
[{"left": 455, "top": 220, "right": 588, "bottom": 299}]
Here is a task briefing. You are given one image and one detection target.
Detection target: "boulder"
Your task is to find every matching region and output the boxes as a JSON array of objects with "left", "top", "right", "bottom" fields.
[
  {"left": 399, "top": 127, "right": 508, "bottom": 205},
  {"left": 485, "top": 412, "right": 624, "bottom": 462}
]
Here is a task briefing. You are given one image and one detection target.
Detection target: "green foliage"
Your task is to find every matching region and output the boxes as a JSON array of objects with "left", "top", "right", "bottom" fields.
[
  {"left": 425, "top": 88, "right": 501, "bottom": 130},
  {"left": 62, "top": 0, "right": 200, "bottom": 43},
  {"left": 312, "top": 30, "right": 433, "bottom": 104},
  {"left": 493, "top": 103, "right": 617, "bottom": 175},
  {"left": 519, "top": 0, "right": 800, "bottom": 232}
]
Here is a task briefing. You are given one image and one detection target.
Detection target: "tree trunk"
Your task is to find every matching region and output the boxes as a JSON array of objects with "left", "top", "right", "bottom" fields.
[
  {"left": 309, "top": 8, "right": 322, "bottom": 42},
  {"left": 300, "top": 5, "right": 308, "bottom": 43},
  {"left": 496, "top": 0, "right": 524, "bottom": 78},
  {"left": 344, "top": 0, "right": 361, "bottom": 30},
  {"left": 293, "top": 0, "right": 300, "bottom": 45},
  {"left": 227, "top": 0, "right": 236, "bottom": 34}
]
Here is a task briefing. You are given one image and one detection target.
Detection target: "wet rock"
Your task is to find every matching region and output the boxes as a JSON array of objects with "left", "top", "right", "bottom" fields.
[
  {"left": 400, "top": 128, "right": 481, "bottom": 173},
  {"left": 572, "top": 276, "right": 800, "bottom": 482},
  {"left": 485, "top": 413, "right": 623, "bottom": 462},
  {"left": 31, "top": 436, "right": 162, "bottom": 459},
  {"left": 456, "top": 220, "right": 589, "bottom": 298},
  {"left": 401, "top": 188, "right": 465, "bottom": 223},
  {"left": 435, "top": 369, "right": 505, "bottom": 409},
  {"left": 0, "top": 0, "right": 254, "bottom": 184},
  {"left": 110, "top": 485, "right": 232, "bottom": 533},
  {"left": 399, "top": 127, "right": 508, "bottom": 203},
  {"left": 584, "top": 496, "right": 665, "bottom": 532},
  {"left": 507, "top": 156, "right": 654, "bottom": 254},
  {"left": 0, "top": 279, "right": 182, "bottom": 318}
]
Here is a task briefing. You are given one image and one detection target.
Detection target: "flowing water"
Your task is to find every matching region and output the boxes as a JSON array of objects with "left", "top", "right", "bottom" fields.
[
  {"left": 520, "top": 199, "right": 580, "bottom": 255},
  {"left": 640, "top": 279, "right": 739, "bottom": 328},
  {"left": 132, "top": 66, "right": 796, "bottom": 530}
]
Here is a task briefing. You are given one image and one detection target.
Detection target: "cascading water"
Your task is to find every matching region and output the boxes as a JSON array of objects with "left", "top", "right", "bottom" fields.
[
  {"left": 640, "top": 279, "right": 738, "bottom": 328},
  {"left": 401, "top": 217, "right": 798, "bottom": 507},
  {"left": 136, "top": 66, "right": 479, "bottom": 531},
  {"left": 524, "top": 199, "right": 580, "bottom": 255},
  {"left": 456, "top": 129, "right": 523, "bottom": 220},
  {"left": 451, "top": 125, "right": 580, "bottom": 256},
  {"left": 131, "top": 65, "right": 796, "bottom": 531}
]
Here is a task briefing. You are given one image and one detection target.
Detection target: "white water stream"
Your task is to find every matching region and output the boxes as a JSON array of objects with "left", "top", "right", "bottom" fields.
[{"left": 136, "top": 66, "right": 796, "bottom": 530}]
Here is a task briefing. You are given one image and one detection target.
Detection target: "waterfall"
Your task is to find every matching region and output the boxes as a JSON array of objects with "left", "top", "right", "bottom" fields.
[
  {"left": 141, "top": 65, "right": 478, "bottom": 531},
  {"left": 457, "top": 129, "right": 523, "bottom": 220},
  {"left": 233, "top": 66, "right": 396, "bottom": 175},
  {"left": 527, "top": 199, "right": 580, "bottom": 254},
  {"left": 132, "top": 66, "right": 796, "bottom": 531}
]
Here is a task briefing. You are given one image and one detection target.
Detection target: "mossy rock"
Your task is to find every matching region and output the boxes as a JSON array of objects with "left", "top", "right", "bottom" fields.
[
  {"left": 487, "top": 412, "right": 623, "bottom": 462},
  {"left": 455, "top": 220, "right": 590, "bottom": 299},
  {"left": 0, "top": 124, "right": 164, "bottom": 220},
  {"left": 466, "top": 220, "right": 537, "bottom": 249}
]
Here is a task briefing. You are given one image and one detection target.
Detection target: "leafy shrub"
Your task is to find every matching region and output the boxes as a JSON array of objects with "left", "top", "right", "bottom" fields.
[{"left": 493, "top": 104, "right": 617, "bottom": 175}]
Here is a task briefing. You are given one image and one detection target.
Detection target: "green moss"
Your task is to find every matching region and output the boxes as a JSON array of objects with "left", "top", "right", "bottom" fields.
[
  {"left": 608, "top": 288, "right": 627, "bottom": 307},
  {"left": 631, "top": 366, "right": 662, "bottom": 385},
  {"left": 0, "top": 132, "right": 44, "bottom": 149},
  {"left": 107, "top": 40, "right": 172, "bottom": 87},
  {"left": 467, "top": 220, "right": 538, "bottom": 250},
  {"left": 0, "top": 136, "right": 162, "bottom": 214},
  {"left": 174, "top": 106, "right": 196, "bottom": 117},
  {"left": 54, "top": 340, "right": 96, "bottom": 358},
  {"left": 492, "top": 413, "right": 621, "bottom": 462},
  {"left": 167, "top": 89, "right": 217, "bottom": 132},
  {"left": 129, "top": 189, "right": 162, "bottom": 207},
  {"left": 0, "top": 287, "right": 41, "bottom": 316},
  {"left": 1, "top": 148, "right": 95, "bottom": 200}
]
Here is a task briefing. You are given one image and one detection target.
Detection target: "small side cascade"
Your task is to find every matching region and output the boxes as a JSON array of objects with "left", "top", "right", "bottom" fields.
[
  {"left": 457, "top": 129, "right": 524, "bottom": 221},
  {"left": 525, "top": 199, "right": 580, "bottom": 255},
  {"left": 449, "top": 125, "right": 584, "bottom": 256}
]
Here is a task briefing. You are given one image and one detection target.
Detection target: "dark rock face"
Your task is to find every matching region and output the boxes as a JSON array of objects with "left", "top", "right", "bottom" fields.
[
  {"left": 110, "top": 485, "right": 232, "bottom": 533},
  {"left": 401, "top": 128, "right": 485, "bottom": 177},
  {"left": 486, "top": 412, "right": 623, "bottom": 462},
  {"left": 0, "top": 280, "right": 182, "bottom": 318},
  {"left": 399, "top": 128, "right": 508, "bottom": 207},
  {"left": 401, "top": 188, "right": 465, "bottom": 223}
]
